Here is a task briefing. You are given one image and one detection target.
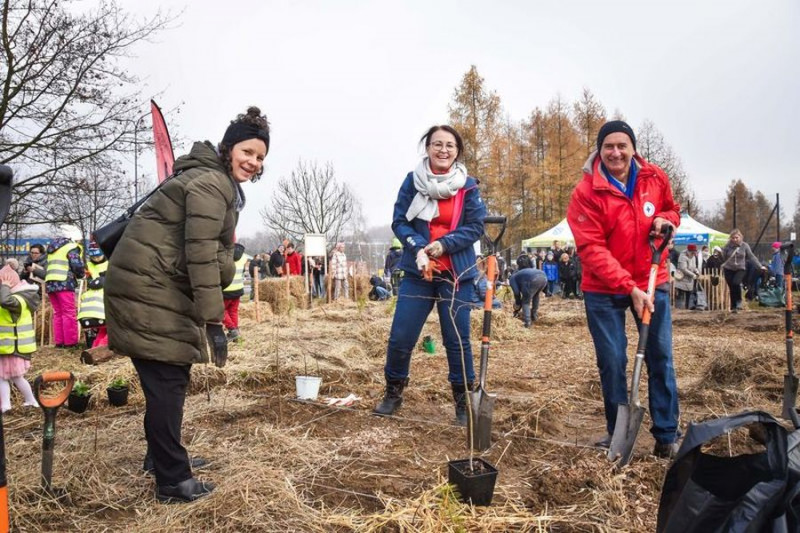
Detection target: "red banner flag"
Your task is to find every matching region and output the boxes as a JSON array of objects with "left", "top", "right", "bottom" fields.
[{"left": 150, "top": 99, "right": 175, "bottom": 183}]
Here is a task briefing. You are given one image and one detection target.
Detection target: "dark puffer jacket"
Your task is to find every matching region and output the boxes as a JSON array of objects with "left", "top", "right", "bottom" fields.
[{"left": 105, "top": 142, "right": 238, "bottom": 364}]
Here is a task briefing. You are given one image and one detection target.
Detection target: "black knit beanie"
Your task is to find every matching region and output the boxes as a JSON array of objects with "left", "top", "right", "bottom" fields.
[
  {"left": 596, "top": 120, "right": 636, "bottom": 152},
  {"left": 221, "top": 122, "right": 270, "bottom": 153}
]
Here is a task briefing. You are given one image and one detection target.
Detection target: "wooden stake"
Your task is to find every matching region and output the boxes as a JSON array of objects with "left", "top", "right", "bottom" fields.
[{"left": 254, "top": 266, "right": 261, "bottom": 323}]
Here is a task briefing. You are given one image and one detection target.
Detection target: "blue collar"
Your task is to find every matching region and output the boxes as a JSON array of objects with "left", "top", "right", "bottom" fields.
[{"left": 601, "top": 160, "right": 638, "bottom": 199}]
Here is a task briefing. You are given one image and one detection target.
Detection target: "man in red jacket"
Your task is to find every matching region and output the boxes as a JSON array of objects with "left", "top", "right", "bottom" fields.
[
  {"left": 285, "top": 242, "right": 303, "bottom": 276},
  {"left": 567, "top": 120, "right": 681, "bottom": 459}
]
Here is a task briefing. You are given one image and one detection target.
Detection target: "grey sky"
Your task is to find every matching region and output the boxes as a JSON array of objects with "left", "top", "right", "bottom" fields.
[{"left": 115, "top": 0, "right": 800, "bottom": 238}]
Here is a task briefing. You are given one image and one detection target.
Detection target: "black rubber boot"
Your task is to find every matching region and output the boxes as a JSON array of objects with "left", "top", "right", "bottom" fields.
[
  {"left": 373, "top": 378, "right": 408, "bottom": 416},
  {"left": 452, "top": 382, "right": 473, "bottom": 427}
]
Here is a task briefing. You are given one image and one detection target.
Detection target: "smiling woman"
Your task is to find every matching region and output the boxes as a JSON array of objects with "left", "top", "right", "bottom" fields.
[
  {"left": 104, "top": 106, "right": 270, "bottom": 504},
  {"left": 373, "top": 125, "right": 486, "bottom": 427}
]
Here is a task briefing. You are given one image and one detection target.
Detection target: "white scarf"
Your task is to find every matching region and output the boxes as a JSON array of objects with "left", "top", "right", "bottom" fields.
[{"left": 405, "top": 158, "right": 468, "bottom": 222}]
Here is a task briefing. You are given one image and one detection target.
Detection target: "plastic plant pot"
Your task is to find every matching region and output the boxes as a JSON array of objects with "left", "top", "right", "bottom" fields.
[{"left": 447, "top": 457, "right": 498, "bottom": 506}]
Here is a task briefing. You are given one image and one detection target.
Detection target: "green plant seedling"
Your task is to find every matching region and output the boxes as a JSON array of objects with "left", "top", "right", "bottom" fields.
[
  {"left": 72, "top": 381, "right": 91, "bottom": 397},
  {"left": 109, "top": 377, "right": 128, "bottom": 390}
]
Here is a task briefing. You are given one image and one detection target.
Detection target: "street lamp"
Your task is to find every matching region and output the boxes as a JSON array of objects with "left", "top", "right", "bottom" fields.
[{"left": 131, "top": 111, "right": 151, "bottom": 203}]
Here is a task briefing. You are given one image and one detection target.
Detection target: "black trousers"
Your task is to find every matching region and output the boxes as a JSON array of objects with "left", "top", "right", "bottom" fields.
[{"left": 131, "top": 358, "right": 192, "bottom": 486}]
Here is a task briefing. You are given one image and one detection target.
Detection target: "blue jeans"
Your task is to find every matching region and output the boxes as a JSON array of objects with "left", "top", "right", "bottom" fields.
[
  {"left": 546, "top": 280, "right": 558, "bottom": 296},
  {"left": 584, "top": 290, "right": 679, "bottom": 444},
  {"left": 385, "top": 273, "right": 475, "bottom": 384}
]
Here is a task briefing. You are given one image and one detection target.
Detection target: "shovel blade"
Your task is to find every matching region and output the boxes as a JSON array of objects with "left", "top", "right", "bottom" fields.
[
  {"left": 467, "top": 389, "right": 495, "bottom": 452},
  {"left": 782, "top": 374, "right": 799, "bottom": 420},
  {"left": 607, "top": 403, "right": 645, "bottom": 467}
]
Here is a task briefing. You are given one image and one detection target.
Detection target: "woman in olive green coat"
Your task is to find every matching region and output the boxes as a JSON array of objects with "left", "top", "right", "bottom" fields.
[{"left": 105, "top": 106, "right": 270, "bottom": 503}]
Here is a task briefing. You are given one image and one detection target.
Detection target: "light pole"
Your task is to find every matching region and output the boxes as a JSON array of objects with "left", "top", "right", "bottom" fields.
[{"left": 131, "top": 111, "right": 150, "bottom": 203}]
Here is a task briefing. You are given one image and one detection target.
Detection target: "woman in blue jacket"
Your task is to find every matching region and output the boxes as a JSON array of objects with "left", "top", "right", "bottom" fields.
[{"left": 373, "top": 125, "right": 486, "bottom": 426}]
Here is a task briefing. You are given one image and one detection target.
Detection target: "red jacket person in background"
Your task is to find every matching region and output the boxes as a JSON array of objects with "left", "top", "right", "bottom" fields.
[{"left": 566, "top": 120, "right": 681, "bottom": 459}]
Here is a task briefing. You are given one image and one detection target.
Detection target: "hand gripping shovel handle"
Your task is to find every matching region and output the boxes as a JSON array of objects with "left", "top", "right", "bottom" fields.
[
  {"left": 608, "top": 225, "right": 673, "bottom": 466},
  {"left": 33, "top": 372, "right": 74, "bottom": 493}
]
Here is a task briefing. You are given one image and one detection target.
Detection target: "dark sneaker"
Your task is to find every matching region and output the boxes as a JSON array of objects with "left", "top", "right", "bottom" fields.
[
  {"left": 156, "top": 477, "right": 215, "bottom": 503},
  {"left": 144, "top": 455, "right": 209, "bottom": 475},
  {"left": 653, "top": 441, "right": 679, "bottom": 458},
  {"left": 594, "top": 434, "right": 612, "bottom": 449}
]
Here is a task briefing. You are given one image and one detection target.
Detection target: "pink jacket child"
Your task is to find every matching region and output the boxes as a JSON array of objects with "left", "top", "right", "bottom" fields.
[{"left": 0, "top": 265, "right": 40, "bottom": 412}]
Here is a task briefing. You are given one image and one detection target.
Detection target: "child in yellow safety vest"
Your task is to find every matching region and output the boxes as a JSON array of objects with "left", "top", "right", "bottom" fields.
[
  {"left": 78, "top": 246, "right": 108, "bottom": 348},
  {"left": 222, "top": 244, "right": 247, "bottom": 342},
  {"left": 0, "top": 265, "right": 39, "bottom": 412}
]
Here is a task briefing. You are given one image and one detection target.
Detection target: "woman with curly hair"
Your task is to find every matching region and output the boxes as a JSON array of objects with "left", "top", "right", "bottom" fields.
[{"left": 105, "top": 106, "right": 270, "bottom": 503}]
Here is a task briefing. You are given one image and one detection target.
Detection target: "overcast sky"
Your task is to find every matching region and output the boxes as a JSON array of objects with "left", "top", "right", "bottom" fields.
[{"left": 112, "top": 0, "right": 800, "bottom": 238}]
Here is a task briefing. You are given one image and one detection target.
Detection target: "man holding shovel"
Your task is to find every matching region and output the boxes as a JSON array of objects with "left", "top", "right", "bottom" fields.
[{"left": 567, "top": 120, "right": 681, "bottom": 459}]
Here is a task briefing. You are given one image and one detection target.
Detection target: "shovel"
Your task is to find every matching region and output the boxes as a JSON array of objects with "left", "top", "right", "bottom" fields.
[
  {"left": 467, "top": 215, "right": 506, "bottom": 452},
  {"left": 780, "top": 243, "right": 798, "bottom": 427},
  {"left": 0, "top": 165, "right": 13, "bottom": 533},
  {"left": 608, "top": 225, "right": 673, "bottom": 466},
  {"left": 33, "top": 372, "right": 75, "bottom": 497}
]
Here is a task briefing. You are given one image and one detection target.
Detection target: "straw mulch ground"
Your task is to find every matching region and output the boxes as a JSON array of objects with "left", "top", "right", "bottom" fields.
[{"left": 4, "top": 293, "right": 796, "bottom": 531}]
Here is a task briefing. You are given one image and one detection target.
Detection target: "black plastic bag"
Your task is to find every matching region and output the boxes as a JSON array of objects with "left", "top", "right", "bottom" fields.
[{"left": 658, "top": 411, "right": 800, "bottom": 533}]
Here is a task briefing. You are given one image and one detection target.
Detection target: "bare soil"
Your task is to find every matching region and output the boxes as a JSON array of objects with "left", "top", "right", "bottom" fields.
[{"left": 4, "top": 296, "right": 795, "bottom": 532}]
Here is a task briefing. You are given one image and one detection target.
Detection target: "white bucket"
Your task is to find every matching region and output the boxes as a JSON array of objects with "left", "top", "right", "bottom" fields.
[{"left": 295, "top": 375, "right": 322, "bottom": 400}]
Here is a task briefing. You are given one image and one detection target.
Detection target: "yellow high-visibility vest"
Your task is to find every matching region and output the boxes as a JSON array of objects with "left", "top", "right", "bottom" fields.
[
  {"left": 45, "top": 244, "right": 80, "bottom": 282},
  {"left": 223, "top": 256, "right": 247, "bottom": 293},
  {"left": 0, "top": 295, "right": 36, "bottom": 355},
  {"left": 87, "top": 260, "right": 108, "bottom": 279},
  {"left": 77, "top": 288, "right": 105, "bottom": 321}
]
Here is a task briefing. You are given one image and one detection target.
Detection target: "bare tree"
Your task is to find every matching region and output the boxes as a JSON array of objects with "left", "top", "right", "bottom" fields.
[
  {"left": 572, "top": 87, "right": 607, "bottom": 159},
  {"left": 45, "top": 156, "right": 135, "bottom": 239},
  {"left": 793, "top": 190, "right": 800, "bottom": 238},
  {"left": 0, "top": 0, "right": 170, "bottom": 217},
  {"left": 637, "top": 120, "right": 696, "bottom": 211},
  {"left": 259, "top": 160, "right": 359, "bottom": 247}
]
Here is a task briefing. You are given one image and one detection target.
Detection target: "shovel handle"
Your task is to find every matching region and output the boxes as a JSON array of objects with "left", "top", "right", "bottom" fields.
[
  {"left": 33, "top": 372, "right": 75, "bottom": 409},
  {"left": 629, "top": 227, "right": 673, "bottom": 407},
  {"left": 483, "top": 216, "right": 507, "bottom": 254}
]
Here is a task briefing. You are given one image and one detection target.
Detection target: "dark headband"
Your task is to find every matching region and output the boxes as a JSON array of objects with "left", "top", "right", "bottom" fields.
[{"left": 221, "top": 122, "right": 270, "bottom": 152}]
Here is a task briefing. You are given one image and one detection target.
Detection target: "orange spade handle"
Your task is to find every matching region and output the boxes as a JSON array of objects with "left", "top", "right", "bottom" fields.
[{"left": 33, "top": 372, "right": 75, "bottom": 409}]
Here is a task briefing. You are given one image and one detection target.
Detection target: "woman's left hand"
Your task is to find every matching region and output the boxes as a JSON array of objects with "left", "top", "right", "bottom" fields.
[{"left": 425, "top": 241, "right": 444, "bottom": 258}]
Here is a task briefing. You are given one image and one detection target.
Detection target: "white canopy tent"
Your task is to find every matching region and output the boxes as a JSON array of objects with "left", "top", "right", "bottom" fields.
[
  {"left": 672, "top": 213, "right": 729, "bottom": 249},
  {"left": 521, "top": 219, "right": 574, "bottom": 250},
  {"left": 521, "top": 213, "right": 729, "bottom": 251}
]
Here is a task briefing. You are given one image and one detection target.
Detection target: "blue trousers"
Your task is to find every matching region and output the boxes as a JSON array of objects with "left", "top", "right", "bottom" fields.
[
  {"left": 384, "top": 273, "right": 475, "bottom": 384},
  {"left": 584, "top": 290, "right": 679, "bottom": 444}
]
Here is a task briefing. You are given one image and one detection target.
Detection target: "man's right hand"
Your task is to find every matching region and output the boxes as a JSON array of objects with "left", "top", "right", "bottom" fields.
[{"left": 631, "top": 286, "right": 654, "bottom": 319}]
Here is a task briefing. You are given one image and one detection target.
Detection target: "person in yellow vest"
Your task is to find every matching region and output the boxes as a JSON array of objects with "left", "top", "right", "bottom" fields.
[
  {"left": 78, "top": 246, "right": 108, "bottom": 348},
  {"left": 0, "top": 265, "right": 39, "bottom": 412},
  {"left": 222, "top": 243, "right": 246, "bottom": 341},
  {"left": 45, "top": 224, "right": 85, "bottom": 348}
]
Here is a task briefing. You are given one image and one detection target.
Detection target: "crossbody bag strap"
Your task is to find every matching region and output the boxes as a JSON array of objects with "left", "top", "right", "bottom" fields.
[{"left": 125, "top": 170, "right": 184, "bottom": 217}]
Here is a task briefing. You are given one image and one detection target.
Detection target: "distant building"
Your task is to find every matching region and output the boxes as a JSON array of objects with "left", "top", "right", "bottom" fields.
[{"left": 1, "top": 238, "right": 51, "bottom": 256}]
